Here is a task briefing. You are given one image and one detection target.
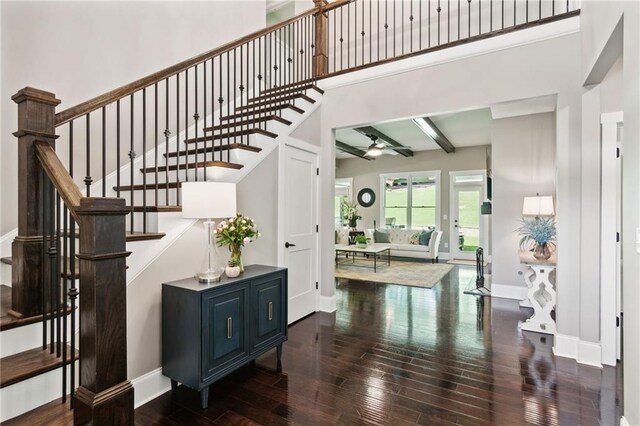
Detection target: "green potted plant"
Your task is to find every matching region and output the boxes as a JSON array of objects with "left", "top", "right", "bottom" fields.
[
  {"left": 354, "top": 234, "right": 370, "bottom": 249},
  {"left": 342, "top": 199, "right": 361, "bottom": 229},
  {"left": 516, "top": 217, "right": 556, "bottom": 260},
  {"left": 225, "top": 258, "right": 241, "bottom": 278}
]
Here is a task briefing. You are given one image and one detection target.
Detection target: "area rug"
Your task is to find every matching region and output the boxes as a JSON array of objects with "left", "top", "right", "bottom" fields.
[
  {"left": 447, "top": 259, "right": 489, "bottom": 266},
  {"left": 335, "top": 260, "right": 454, "bottom": 289}
]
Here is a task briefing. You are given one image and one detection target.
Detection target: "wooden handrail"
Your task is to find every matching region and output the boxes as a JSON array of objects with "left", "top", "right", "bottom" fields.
[
  {"left": 55, "top": 4, "right": 323, "bottom": 126},
  {"left": 34, "top": 140, "right": 83, "bottom": 220}
]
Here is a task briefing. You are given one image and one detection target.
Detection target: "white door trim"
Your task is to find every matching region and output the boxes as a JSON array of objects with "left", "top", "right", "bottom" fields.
[
  {"left": 449, "top": 170, "right": 487, "bottom": 260},
  {"left": 278, "top": 139, "right": 321, "bottom": 316},
  {"left": 600, "top": 111, "right": 623, "bottom": 366}
]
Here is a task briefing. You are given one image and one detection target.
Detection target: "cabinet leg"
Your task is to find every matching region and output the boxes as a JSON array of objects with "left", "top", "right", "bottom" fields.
[
  {"left": 200, "top": 386, "right": 210, "bottom": 409},
  {"left": 276, "top": 344, "right": 283, "bottom": 373},
  {"left": 171, "top": 379, "right": 178, "bottom": 394}
]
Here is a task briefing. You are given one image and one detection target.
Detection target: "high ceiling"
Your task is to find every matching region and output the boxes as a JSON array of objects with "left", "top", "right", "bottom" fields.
[{"left": 335, "top": 107, "right": 492, "bottom": 159}]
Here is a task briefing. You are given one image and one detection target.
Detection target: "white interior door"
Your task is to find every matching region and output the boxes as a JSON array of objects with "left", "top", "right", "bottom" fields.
[
  {"left": 450, "top": 173, "right": 485, "bottom": 261},
  {"left": 600, "top": 112, "right": 623, "bottom": 366},
  {"left": 283, "top": 145, "right": 318, "bottom": 324}
]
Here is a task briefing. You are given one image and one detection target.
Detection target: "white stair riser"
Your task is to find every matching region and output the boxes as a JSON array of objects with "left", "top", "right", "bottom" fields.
[
  {"left": 1, "top": 311, "right": 78, "bottom": 358},
  {"left": 0, "top": 362, "right": 78, "bottom": 423}
]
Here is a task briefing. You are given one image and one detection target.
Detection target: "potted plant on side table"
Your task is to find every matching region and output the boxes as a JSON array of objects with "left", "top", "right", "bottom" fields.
[
  {"left": 342, "top": 199, "right": 362, "bottom": 230},
  {"left": 516, "top": 217, "right": 556, "bottom": 260},
  {"left": 215, "top": 212, "right": 260, "bottom": 275}
]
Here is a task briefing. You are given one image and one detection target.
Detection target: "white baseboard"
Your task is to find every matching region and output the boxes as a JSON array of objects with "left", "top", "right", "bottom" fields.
[
  {"left": 620, "top": 416, "right": 630, "bottom": 426},
  {"left": 553, "top": 335, "right": 602, "bottom": 367},
  {"left": 131, "top": 367, "right": 171, "bottom": 408},
  {"left": 553, "top": 333, "right": 579, "bottom": 359},
  {"left": 577, "top": 340, "right": 602, "bottom": 367},
  {"left": 491, "top": 283, "right": 528, "bottom": 301},
  {"left": 319, "top": 295, "right": 336, "bottom": 313}
]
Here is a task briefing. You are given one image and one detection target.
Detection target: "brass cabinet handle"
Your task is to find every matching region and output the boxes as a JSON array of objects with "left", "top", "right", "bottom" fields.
[
  {"left": 227, "top": 317, "right": 232, "bottom": 339},
  {"left": 268, "top": 302, "right": 273, "bottom": 321}
]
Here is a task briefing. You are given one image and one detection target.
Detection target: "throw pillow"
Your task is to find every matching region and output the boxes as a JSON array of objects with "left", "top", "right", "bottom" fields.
[
  {"left": 374, "top": 230, "right": 391, "bottom": 243},
  {"left": 409, "top": 232, "right": 420, "bottom": 245},
  {"left": 419, "top": 230, "right": 434, "bottom": 246}
]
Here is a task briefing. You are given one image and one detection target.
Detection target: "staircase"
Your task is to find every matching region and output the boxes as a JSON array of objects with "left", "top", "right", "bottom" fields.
[{"left": 0, "top": 0, "right": 579, "bottom": 423}]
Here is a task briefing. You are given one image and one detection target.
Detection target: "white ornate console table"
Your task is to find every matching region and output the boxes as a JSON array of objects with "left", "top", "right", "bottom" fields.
[{"left": 519, "top": 250, "right": 557, "bottom": 335}]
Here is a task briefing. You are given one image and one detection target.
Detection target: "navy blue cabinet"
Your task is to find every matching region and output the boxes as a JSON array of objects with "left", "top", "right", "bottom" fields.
[{"left": 162, "top": 265, "right": 287, "bottom": 409}]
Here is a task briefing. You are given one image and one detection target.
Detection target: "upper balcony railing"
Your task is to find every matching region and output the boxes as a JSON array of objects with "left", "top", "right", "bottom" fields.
[{"left": 315, "top": 0, "right": 580, "bottom": 77}]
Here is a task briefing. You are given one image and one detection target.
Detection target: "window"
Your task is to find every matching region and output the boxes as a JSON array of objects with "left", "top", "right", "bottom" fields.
[
  {"left": 335, "top": 178, "right": 353, "bottom": 226},
  {"left": 381, "top": 172, "right": 440, "bottom": 230}
]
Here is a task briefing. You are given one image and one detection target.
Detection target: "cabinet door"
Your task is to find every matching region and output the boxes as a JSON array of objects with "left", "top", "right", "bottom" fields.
[
  {"left": 252, "top": 274, "right": 285, "bottom": 351},
  {"left": 202, "top": 288, "right": 246, "bottom": 381}
]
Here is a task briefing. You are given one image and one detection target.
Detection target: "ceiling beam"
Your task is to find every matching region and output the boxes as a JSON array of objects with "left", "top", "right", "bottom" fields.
[
  {"left": 413, "top": 117, "right": 455, "bottom": 153},
  {"left": 353, "top": 126, "right": 413, "bottom": 157},
  {"left": 335, "top": 140, "right": 371, "bottom": 160}
]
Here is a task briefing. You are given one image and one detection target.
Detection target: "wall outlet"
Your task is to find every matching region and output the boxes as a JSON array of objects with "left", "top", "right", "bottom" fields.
[{"left": 444, "top": 242, "right": 449, "bottom": 248}]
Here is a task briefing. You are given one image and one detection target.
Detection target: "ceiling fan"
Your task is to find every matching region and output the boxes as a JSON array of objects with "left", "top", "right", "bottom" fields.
[{"left": 353, "top": 135, "right": 408, "bottom": 158}]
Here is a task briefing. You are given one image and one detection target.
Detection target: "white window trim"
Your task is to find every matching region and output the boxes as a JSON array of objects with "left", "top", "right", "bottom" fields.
[{"left": 379, "top": 170, "right": 441, "bottom": 230}]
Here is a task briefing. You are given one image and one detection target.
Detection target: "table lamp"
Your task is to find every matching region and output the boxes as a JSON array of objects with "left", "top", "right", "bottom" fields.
[
  {"left": 182, "top": 182, "right": 237, "bottom": 283},
  {"left": 522, "top": 194, "right": 554, "bottom": 218}
]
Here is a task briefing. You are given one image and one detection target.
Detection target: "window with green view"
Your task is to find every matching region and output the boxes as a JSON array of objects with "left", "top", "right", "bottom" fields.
[{"left": 382, "top": 173, "right": 438, "bottom": 229}]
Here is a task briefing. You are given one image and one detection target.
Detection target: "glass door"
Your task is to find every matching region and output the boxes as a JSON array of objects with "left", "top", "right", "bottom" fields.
[{"left": 451, "top": 176, "right": 484, "bottom": 260}]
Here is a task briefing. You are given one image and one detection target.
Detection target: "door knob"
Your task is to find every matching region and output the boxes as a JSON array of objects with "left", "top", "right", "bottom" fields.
[{"left": 285, "top": 242, "right": 296, "bottom": 248}]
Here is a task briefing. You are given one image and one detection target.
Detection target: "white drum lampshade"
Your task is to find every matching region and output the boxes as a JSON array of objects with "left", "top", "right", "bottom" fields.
[
  {"left": 522, "top": 195, "right": 555, "bottom": 217},
  {"left": 181, "top": 182, "right": 236, "bottom": 219},
  {"left": 181, "top": 182, "right": 237, "bottom": 283}
]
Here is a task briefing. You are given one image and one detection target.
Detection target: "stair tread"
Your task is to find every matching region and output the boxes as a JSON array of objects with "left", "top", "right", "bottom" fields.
[
  {"left": 248, "top": 91, "right": 315, "bottom": 105},
  {"left": 0, "top": 344, "right": 79, "bottom": 388},
  {"left": 114, "top": 182, "right": 182, "bottom": 191},
  {"left": 141, "top": 160, "right": 243, "bottom": 173},
  {"left": 129, "top": 205, "right": 182, "bottom": 213},
  {"left": 165, "top": 143, "right": 262, "bottom": 159},
  {"left": 236, "top": 93, "right": 314, "bottom": 111},
  {"left": 261, "top": 81, "right": 324, "bottom": 96},
  {"left": 0, "top": 285, "right": 74, "bottom": 332},
  {"left": 203, "top": 115, "right": 291, "bottom": 132},
  {"left": 2, "top": 397, "right": 73, "bottom": 426},
  {"left": 184, "top": 127, "right": 277, "bottom": 144},
  {"left": 221, "top": 103, "right": 304, "bottom": 121}
]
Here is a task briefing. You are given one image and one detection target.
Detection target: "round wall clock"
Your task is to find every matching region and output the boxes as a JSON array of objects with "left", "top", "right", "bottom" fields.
[{"left": 357, "top": 188, "right": 376, "bottom": 207}]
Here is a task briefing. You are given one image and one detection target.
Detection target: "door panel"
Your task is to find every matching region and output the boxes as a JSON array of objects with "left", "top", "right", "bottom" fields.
[
  {"left": 202, "top": 289, "right": 246, "bottom": 380},
  {"left": 283, "top": 146, "right": 318, "bottom": 323},
  {"left": 451, "top": 181, "right": 483, "bottom": 261}
]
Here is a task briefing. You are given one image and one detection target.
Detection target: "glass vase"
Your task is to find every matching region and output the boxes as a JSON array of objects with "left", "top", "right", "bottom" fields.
[{"left": 229, "top": 244, "right": 244, "bottom": 273}]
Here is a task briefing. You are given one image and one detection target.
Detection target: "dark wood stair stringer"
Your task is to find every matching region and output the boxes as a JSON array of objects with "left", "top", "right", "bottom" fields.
[{"left": 0, "top": 344, "right": 79, "bottom": 389}]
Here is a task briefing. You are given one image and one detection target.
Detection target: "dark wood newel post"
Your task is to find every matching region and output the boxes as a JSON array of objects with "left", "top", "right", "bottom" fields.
[
  {"left": 10, "top": 87, "right": 60, "bottom": 318},
  {"left": 73, "top": 197, "right": 134, "bottom": 425},
  {"left": 313, "top": 0, "right": 329, "bottom": 77}
]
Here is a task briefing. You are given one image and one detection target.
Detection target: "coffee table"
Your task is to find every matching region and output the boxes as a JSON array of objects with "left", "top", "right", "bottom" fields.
[{"left": 335, "top": 244, "right": 391, "bottom": 272}]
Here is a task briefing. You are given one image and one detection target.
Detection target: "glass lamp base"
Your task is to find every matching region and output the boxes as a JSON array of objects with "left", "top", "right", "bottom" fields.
[{"left": 196, "top": 271, "right": 223, "bottom": 283}]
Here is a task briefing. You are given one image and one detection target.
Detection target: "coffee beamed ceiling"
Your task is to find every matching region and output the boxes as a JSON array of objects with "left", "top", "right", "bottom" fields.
[{"left": 335, "top": 107, "right": 493, "bottom": 160}]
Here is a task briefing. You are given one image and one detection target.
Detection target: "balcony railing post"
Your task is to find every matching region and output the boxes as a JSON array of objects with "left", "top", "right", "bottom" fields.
[
  {"left": 73, "top": 197, "right": 134, "bottom": 425},
  {"left": 313, "top": 0, "right": 329, "bottom": 77},
  {"left": 10, "top": 87, "right": 61, "bottom": 318}
]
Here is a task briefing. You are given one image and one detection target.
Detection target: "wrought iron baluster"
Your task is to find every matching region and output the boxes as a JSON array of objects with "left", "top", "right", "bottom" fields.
[
  {"left": 154, "top": 83, "right": 159, "bottom": 203},
  {"left": 85, "top": 114, "right": 91, "bottom": 195},
  {"left": 142, "top": 87, "right": 147, "bottom": 233},
  {"left": 101, "top": 107, "right": 106, "bottom": 197},
  {"left": 129, "top": 94, "right": 135, "bottom": 232},
  {"left": 116, "top": 101, "right": 121, "bottom": 198}
]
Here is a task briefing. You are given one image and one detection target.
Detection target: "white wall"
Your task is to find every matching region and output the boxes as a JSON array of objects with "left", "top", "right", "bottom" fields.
[
  {"left": 335, "top": 145, "right": 490, "bottom": 254},
  {"left": 581, "top": 1, "right": 640, "bottom": 424},
  {"left": 491, "top": 113, "right": 555, "bottom": 294},
  {"left": 0, "top": 0, "right": 267, "bottom": 235}
]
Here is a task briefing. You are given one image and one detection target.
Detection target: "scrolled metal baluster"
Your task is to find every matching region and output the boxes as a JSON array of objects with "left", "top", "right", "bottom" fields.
[
  {"left": 84, "top": 114, "right": 92, "bottom": 195},
  {"left": 130, "top": 94, "right": 135, "bottom": 232}
]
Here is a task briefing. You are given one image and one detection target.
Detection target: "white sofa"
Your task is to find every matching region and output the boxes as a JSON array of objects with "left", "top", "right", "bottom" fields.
[{"left": 336, "top": 228, "right": 443, "bottom": 263}]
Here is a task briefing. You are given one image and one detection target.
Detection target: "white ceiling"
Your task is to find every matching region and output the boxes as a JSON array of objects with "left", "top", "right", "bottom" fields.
[{"left": 335, "top": 107, "right": 493, "bottom": 159}]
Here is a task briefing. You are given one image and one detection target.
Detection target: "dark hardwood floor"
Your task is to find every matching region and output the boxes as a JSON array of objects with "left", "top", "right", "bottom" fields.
[{"left": 136, "top": 265, "right": 621, "bottom": 425}]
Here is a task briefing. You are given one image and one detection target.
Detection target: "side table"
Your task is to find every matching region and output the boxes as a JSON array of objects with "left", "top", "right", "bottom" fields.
[{"left": 519, "top": 250, "right": 557, "bottom": 335}]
